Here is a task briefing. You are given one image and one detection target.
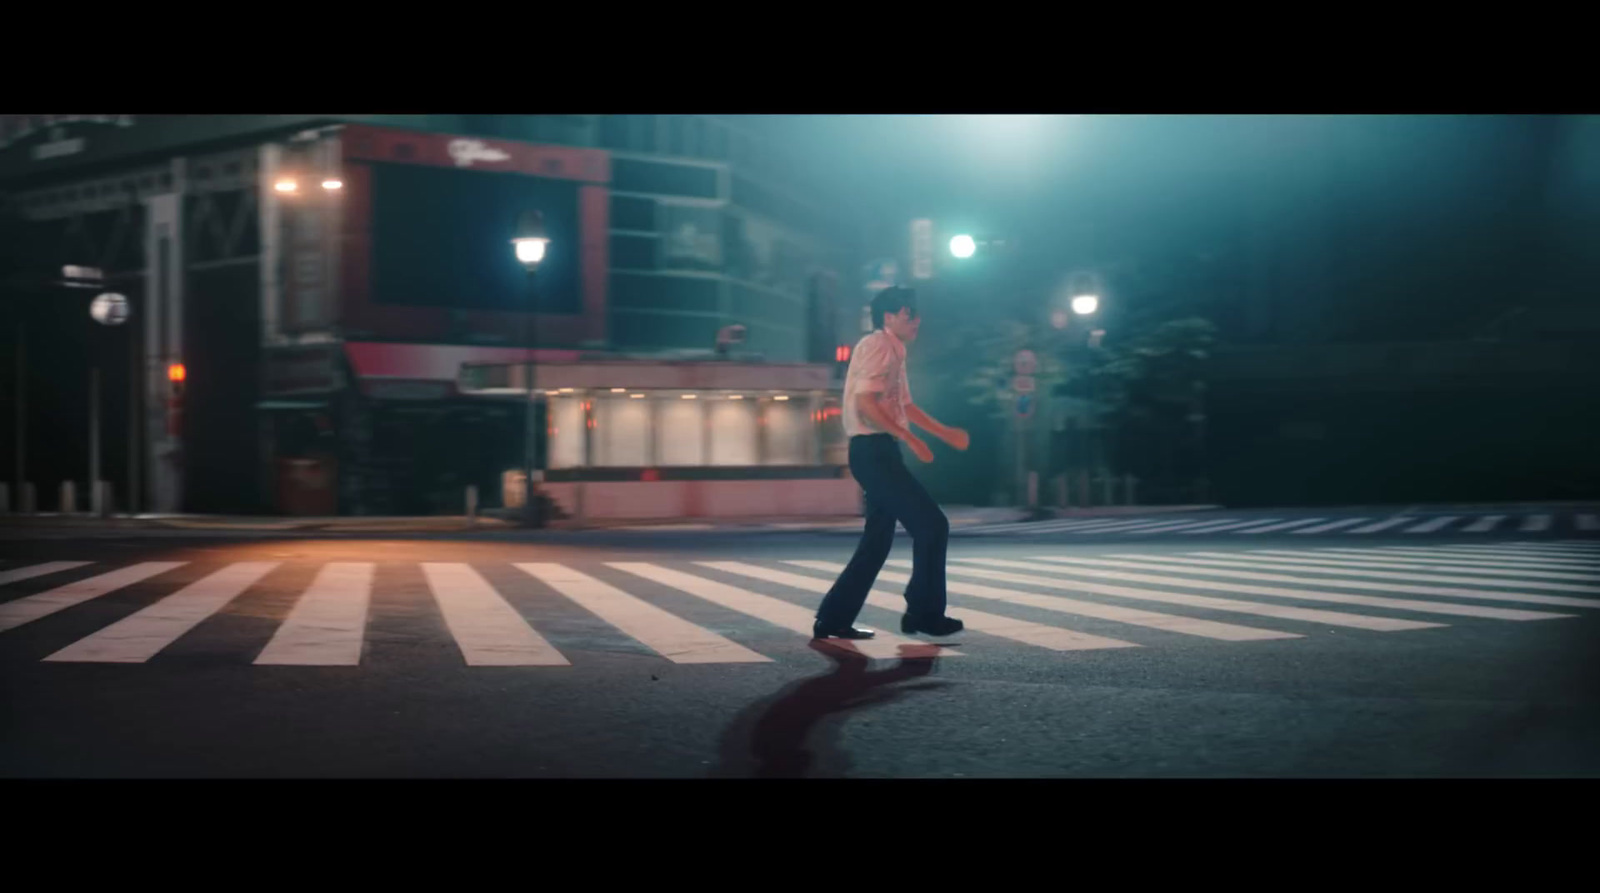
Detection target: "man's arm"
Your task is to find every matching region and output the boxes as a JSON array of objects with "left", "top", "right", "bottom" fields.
[
  {"left": 906, "top": 404, "right": 970, "bottom": 451},
  {"left": 856, "top": 392, "right": 933, "bottom": 462}
]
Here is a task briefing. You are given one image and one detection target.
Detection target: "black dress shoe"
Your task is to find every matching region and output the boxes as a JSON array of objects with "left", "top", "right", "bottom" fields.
[
  {"left": 812, "top": 621, "right": 876, "bottom": 640},
  {"left": 901, "top": 614, "right": 964, "bottom": 636}
]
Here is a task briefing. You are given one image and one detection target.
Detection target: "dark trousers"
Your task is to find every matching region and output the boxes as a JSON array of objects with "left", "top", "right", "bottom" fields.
[{"left": 816, "top": 434, "right": 950, "bottom": 628}]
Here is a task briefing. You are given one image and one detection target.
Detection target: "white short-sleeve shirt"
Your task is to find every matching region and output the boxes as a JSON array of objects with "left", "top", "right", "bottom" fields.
[{"left": 841, "top": 328, "right": 912, "bottom": 437}]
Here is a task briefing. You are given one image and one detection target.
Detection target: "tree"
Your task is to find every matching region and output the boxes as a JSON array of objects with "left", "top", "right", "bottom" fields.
[{"left": 1093, "top": 315, "right": 1218, "bottom": 501}]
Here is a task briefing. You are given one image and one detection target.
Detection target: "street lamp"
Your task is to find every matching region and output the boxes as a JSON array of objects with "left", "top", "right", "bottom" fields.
[
  {"left": 89, "top": 291, "right": 130, "bottom": 517},
  {"left": 513, "top": 210, "right": 549, "bottom": 526},
  {"left": 514, "top": 210, "right": 549, "bottom": 267},
  {"left": 1071, "top": 294, "right": 1099, "bottom": 316},
  {"left": 949, "top": 234, "right": 976, "bottom": 259}
]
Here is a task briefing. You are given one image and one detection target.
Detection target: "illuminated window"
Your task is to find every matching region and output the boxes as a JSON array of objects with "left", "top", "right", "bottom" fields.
[
  {"left": 658, "top": 397, "right": 705, "bottom": 466},
  {"left": 709, "top": 398, "right": 758, "bottom": 465}
]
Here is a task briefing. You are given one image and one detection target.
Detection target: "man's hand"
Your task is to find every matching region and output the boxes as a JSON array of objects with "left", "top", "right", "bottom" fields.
[
  {"left": 943, "top": 427, "right": 970, "bottom": 451},
  {"left": 906, "top": 435, "right": 934, "bottom": 463}
]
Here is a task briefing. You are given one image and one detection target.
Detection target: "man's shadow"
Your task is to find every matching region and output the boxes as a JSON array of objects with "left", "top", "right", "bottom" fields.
[{"left": 713, "top": 641, "right": 954, "bottom": 778}]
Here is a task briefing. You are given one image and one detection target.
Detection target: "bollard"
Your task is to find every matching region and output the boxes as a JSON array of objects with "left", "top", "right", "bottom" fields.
[
  {"left": 1100, "top": 473, "right": 1114, "bottom": 507},
  {"left": 94, "top": 481, "right": 112, "bottom": 517},
  {"left": 0, "top": 482, "right": 8, "bottom": 514},
  {"left": 20, "top": 482, "right": 36, "bottom": 514},
  {"left": 1055, "top": 474, "right": 1067, "bottom": 509},
  {"left": 1078, "top": 470, "right": 1091, "bottom": 508},
  {"left": 60, "top": 481, "right": 77, "bottom": 514},
  {"left": 465, "top": 484, "right": 478, "bottom": 527},
  {"left": 1125, "top": 474, "right": 1138, "bottom": 506},
  {"left": 1027, "top": 471, "right": 1038, "bottom": 509}
]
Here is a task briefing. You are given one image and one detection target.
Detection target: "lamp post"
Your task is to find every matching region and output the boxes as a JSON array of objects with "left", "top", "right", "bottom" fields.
[
  {"left": 513, "top": 210, "right": 549, "bottom": 526},
  {"left": 88, "top": 291, "right": 131, "bottom": 516}
]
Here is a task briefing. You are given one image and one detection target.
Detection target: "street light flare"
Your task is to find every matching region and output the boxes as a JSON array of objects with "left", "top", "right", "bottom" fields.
[
  {"left": 1072, "top": 294, "right": 1100, "bottom": 316},
  {"left": 950, "top": 234, "right": 976, "bottom": 258}
]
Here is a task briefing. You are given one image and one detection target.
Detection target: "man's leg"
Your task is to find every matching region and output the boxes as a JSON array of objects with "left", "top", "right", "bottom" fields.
[
  {"left": 881, "top": 462, "right": 950, "bottom": 622},
  {"left": 815, "top": 496, "right": 895, "bottom": 630}
]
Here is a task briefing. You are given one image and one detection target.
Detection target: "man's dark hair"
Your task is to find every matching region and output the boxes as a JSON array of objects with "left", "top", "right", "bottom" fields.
[{"left": 870, "top": 286, "right": 918, "bottom": 330}]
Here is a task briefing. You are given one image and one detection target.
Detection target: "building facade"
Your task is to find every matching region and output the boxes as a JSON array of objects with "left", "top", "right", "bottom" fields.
[{"left": 0, "top": 115, "right": 852, "bottom": 517}]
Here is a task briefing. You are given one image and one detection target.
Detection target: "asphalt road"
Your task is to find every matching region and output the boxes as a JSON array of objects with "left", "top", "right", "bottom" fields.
[{"left": 3, "top": 526, "right": 1598, "bottom": 778}]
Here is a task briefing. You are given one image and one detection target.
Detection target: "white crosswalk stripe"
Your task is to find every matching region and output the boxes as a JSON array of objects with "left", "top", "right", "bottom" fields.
[
  {"left": 1064, "top": 555, "right": 1573, "bottom": 620},
  {"left": 701, "top": 561, "right": 1140, "bottom": 652},
  {"left": 1121, "top": 519, "right": 1225, "bottom": 534},
  {"left": 947, "top": 558, "right": 1445, "bottom": 631},
  {"left": 255, "top": 562, "right": 375, "bottom": 666},
  {"left": 0, "top": 561, "right": 91, "bottom": 586},
  {"left": 940, "top": 510, "right": 1597, "bottom": 538},
  {"left": 1293, "top": 518, "right": 1371, "bottom": 535},
  {"left": 518, "top": 563, "right": 768, "bottom": 664},
  {"left": 0, "top": 562, "right": 185, "bottom": 633},
  {"left": 608, "top": 562, "right": 952, "bottom": 659},
  {"left": 790, "top": 559, "right": 1298, "bottom": 642},
  {"left": 422, "top": 563, "right": 569, "bottom": 667},
  {"left": 1348, "top": 518, "right": 1415, "bottom": 534},
  {"left": 1301, "top": 548, "right": 1600, "bottom": 577},
  {"left": 46, "top": 562, "right": 279, "bottom": 663},
  {"left": 1181, "top": 519, "right": 1280, "bottom": 535},
  {"left": 1404, "top": 516, "right": 1459, "bottom": 534},
  {"left": 1233, "top": 518, "right": 1328, "bottom": 534},
  {"left": 1414, "top": 547, "right": 1600, "bottom": 566},
  {"left": 1178, "top": 552, "right": 1600, "bottom": 606}
]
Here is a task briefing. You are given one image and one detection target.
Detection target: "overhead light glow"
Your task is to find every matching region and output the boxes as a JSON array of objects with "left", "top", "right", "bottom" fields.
[
  {"left": 274, "top": 179, "right": 298, "bottom": 193},
  {"left": 950, "top": 235, "right": 976, "bottom": 259},
  {"left": 1071, "top": 294, "right": 1100, "bottom": 316},
  {"left": 321, "top": 178, "right": 343, "bottom": 191}
]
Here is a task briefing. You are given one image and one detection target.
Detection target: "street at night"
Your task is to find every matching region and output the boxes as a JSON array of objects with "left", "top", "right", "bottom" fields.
[
  {"left": 5, "top": 113, "right": 1600, "bottom": 782},
  {"left": 4, "top": 522, "right": 1597, "bottom": 778}
]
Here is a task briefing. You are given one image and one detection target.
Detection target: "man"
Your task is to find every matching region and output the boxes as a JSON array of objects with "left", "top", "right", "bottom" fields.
[{"left": 814, "top": 286, "right": 969, "bottom": 641}]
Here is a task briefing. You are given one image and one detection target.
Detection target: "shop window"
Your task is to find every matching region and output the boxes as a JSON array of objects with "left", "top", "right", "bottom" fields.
[
  {"left": 709, "top": 399, "right": 758, "bottom": 465},
  {"left": 547, "top": 397, "right": 587, "bottom": 468},
  {"left": 658, "top": 398, "right": 705, "bottom": 466},
  {"left": 595, "top": 396, "right": 651, "bottom": 466},
  {"left": 764, "top": 401, "right": 811, "bottom": 465}
]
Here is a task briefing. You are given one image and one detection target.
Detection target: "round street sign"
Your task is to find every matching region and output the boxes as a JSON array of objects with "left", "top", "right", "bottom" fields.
[{"left": 1013, "top": 349, "right": 1037, "bottom": 375}]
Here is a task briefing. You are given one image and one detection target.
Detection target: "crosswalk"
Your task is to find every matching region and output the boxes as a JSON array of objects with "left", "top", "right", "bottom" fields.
[
  {"left": 2, "top": 540, "right": 1597, "bottom": 670},
  {"left": 954, "top": 511, "right": 1600, "bottom": 538}
]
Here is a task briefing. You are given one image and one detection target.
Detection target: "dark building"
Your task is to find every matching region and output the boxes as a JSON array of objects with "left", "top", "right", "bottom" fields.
[{"left": 0, "top": 115, "right": 849, "bottom": 516}]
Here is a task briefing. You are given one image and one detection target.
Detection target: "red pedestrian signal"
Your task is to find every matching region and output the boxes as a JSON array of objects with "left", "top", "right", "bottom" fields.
[{"left": 835, "top": 345, "right": 851, "bottom": 362}]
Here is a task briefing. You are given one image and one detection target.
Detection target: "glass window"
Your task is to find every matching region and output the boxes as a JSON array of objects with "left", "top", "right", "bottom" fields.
[
  {"left": 610, "top": 234, "right": 658, "bottom": 271},
  {"left": 370, "top": 162, "right": 582, "bottom": 314},
  {"left": 610, "top": 194, "right": 655, "bottom": 231},
  {"left": 764, "top": 400, "right": 812, "bottom": 465},
  {"left": 595, "top": 395, "right": 651, "bottom": 466},
  {"left": 658, "top": 398, "right": 705, "bottom": 466},
  {"left": 612, "top": 158, "right": 719, "bottom": 199},
  {"left": 548, "top": 397, "right": 586, "bottom": 468},
  {"left": 708, "top": 399, "right": 758, "bottom": 465}
]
